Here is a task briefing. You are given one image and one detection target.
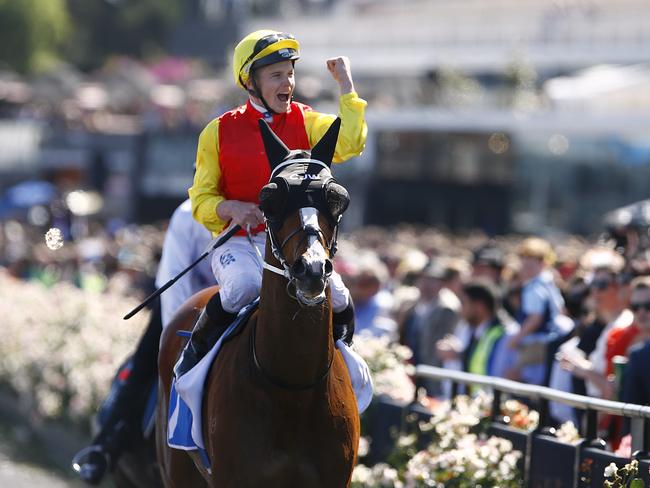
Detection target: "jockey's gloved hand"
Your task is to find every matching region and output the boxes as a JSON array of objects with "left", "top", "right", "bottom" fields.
[
  {"left": 217, "top": 200, "right": 264, "bottom": 229},
  {"left": 333, "top": 300, "right": 355, "bottom": 346}
]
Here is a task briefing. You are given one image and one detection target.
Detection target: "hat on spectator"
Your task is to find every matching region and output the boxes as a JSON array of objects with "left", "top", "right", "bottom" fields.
[
  {"left": 579, "top": 246, "right": 625, "bottom": 273},
  {"left": 472, "top": 243, "right": 505, "bottom": 269},
  {"left": 421, "top": 257, "right": 470, "bottom": 281},
  {"left": 518, "top": 237, "right": 556, "bottom": 266}
]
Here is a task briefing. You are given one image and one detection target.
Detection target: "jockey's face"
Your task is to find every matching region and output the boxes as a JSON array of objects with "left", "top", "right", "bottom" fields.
[{"left": 249, "top": 60, "right": 295, "bottom": 113}]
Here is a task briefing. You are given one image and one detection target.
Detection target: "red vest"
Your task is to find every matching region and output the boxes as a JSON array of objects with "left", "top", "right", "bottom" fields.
[{"left": 218, "top": 101, "right": 311, "bottom": 234}]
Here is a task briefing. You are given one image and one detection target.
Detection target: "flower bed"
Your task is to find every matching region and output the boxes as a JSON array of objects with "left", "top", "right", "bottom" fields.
[
  {"left": 353, "top": 333, "right": 416, "bottom": 403},
  {"left": 0, "top": 271, "right": 148, "bottom": 422},
  {"left": 353, "top": 393, "right": 524, "bottom": 487}
]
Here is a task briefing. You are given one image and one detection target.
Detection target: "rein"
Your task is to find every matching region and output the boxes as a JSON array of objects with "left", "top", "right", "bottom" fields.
[{"left": 250, "top": 319, "right": 334, "bottom": 391}]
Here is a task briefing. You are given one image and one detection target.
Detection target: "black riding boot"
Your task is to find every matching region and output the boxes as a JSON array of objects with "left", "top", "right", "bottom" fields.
[
  {"left": 72, "top": 421, "right": 130, "bottom": 485},
  {"left": 174, "top": 293, "right": 237, "bottom": 379},
  {"left": 333, "top": 300, "right": 356, "bottom": 346}
]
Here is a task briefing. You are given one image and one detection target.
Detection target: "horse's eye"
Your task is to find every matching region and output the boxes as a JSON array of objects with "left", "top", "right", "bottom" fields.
[
  {"left": 259, "top": 182, "right": 287, "bottom": 219},
  {"left": 325, "top": 182, "right": 349, "bottom": 220}
]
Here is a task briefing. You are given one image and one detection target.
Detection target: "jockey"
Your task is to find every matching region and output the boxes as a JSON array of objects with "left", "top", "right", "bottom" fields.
[
  {"left": 176, "top": 29, "right": 367, "bottom": 377},
  {"left": 72, "top": 199, "right": 214, "bottom": 484}
]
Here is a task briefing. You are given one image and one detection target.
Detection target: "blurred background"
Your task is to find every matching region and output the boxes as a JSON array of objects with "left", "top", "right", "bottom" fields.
[
  {"left": 2, "top": 0, "right": 650, "bottom": 238},
  {"left": 2, "top": 0, "right": 650, "bottom": 485}
]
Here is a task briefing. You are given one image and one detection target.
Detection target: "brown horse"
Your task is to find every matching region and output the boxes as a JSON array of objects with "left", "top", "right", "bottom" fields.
[{"left": 156, "top": 118, "right": 360, "bottom": 487}]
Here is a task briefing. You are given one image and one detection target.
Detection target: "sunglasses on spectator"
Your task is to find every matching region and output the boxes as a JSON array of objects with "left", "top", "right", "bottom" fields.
[
  {"left": 631, "top": 302, "right": 650, "bottom": 312},
  {"left": 591, "top": 279, "right": 614, "bottom": 290}
]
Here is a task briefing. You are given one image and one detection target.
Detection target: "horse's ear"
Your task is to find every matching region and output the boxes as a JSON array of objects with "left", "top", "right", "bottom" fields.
[
  {"left": 258, "top": 119, "right": 290, "bottom": 170},
  {"left": 310, "top": 117, "right": 341, "bottom": 167}
]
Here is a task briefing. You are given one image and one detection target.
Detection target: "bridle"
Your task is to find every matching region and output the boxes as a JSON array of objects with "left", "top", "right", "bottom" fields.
[
  {"left": 251, "top": 157, "right": 347, "bottom": 390},
  {"left": 260, "top": 158, "right": 342, "bottom": 290}
]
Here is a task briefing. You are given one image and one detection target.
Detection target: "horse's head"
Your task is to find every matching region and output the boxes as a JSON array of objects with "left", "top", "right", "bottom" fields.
[{"left": 257, "top": 118, "right": 350, "bottom": 306}]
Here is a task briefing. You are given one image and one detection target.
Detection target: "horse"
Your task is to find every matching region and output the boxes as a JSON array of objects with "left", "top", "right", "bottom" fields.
[{"left": 156, "top": 118, "right": 360, "bottom": 487}]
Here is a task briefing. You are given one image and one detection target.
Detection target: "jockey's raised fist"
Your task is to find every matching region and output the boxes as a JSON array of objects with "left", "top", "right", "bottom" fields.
[{"left": 326, "top": 57, "right": 354, "bottom": 95}]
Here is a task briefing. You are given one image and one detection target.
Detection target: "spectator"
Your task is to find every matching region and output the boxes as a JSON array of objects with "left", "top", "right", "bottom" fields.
[
  {"left": 345, "top": 251, "right": 397, "bottom": 339},
  {"left": 400, "top": 260, "right": 461, "bottom": 397},
  {"left": 558, "top": 256, "right": 632, "bottom": 399},
  {"left": 547, "top": 274, "right": 593, "bottom": 424},
  {"left": 622, "top": 276, "right": 650, "bottom": 407},
  {"left": 437, "top": 279, "right": 514, "bottom": 379},
  {"left": 471, "top": 242, "right": 505, "bottom": 285},
  {"left": 507, "top": 237, "right": 566, "bottom": 385}
]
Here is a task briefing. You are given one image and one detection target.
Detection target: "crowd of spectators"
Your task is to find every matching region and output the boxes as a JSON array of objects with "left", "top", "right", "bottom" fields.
[
  {"left": 3, "top": 208, "right": 650, "bottom": 453},
  {"left": 0, "top": 56, "right": 351, "bottom": 136},
  {"left": 334, "top": 223, "right": 650, "bottom": 453}
]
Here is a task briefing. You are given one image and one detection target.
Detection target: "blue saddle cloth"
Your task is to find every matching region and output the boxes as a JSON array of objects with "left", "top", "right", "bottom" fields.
[
  {"left": 167, "top": 380, "right": 212, "bottom": 470},
  {"left": 167, "top": 299, "right": 259, "bottom": 470}
]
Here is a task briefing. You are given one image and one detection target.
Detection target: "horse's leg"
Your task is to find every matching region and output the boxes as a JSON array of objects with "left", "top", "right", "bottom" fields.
[{"left": 112, "top": 433, "right": 160, "bottom": 488}]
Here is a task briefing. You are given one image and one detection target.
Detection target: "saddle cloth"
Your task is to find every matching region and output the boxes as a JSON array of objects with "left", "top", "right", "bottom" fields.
[{"left": 168, "top": 299, "right": 373, "bottom": 455}]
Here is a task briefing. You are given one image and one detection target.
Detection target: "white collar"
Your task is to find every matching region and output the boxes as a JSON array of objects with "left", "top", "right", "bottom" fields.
[
  {"left": 249, "top": 98, "right": 270, "bottom": 115},
  {"left": 474, "top": 320, "right": 490, "bottom": 339}
]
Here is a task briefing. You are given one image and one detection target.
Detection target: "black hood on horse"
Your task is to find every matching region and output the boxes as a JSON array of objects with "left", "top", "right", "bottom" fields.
[{"left": 257, "top": 118, "right": 350, "bottom": 231}]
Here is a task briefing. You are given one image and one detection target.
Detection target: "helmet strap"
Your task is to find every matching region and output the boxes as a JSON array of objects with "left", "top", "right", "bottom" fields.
[{"left": 250, "top": 72, "right": 277, "bottom": 116}]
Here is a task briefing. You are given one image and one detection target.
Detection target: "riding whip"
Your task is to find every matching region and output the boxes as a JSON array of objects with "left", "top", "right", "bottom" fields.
[{"left": 123, "top": 224, "right": 241, "bottom": 320}]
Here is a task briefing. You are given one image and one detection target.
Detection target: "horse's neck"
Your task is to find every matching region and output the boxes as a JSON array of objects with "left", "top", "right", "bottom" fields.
[{"left": 255, "top": 245, "right": 333, "bottom": 388}]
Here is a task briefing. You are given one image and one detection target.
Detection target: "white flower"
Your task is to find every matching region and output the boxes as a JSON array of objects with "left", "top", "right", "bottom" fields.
[
  {"left": 352, "top": 463, "right": 404, "bottom": 487},
  {"left": 0, "top": 274, "right": 149, "bottom": 420},
  {"left": 353, "top": 334, "right": 415, "bottom": 402},
  {"left": 358, "top": 436, "right": 370, "bottom": 457},
  {"left": 604, "top": 462, "right": 618, "bottom": 478},
  {"left": 351, "top": 464, "right": 372, "bottom": 484},
  {"left": 555, "top": 421, "right": 582, "bottom": 444}
]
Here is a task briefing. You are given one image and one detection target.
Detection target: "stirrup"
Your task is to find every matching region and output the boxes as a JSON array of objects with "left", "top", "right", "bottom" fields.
[
  {"left": 173, "top": 344, "right": 200, "bottom": 380},
  {"left": 174, "top": 304, "right": 236, "bottom": 379},
  {"left": 71, "top": 445, "right": 111, "bottom": 485},
  {"left": 173, "top": 308, "right": 212, "bottom": 379}
]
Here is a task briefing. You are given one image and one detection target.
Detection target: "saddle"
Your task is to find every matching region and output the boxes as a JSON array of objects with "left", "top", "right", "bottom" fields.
[{"left": 176, "top": 300, "right": 257, "bottom": 351}]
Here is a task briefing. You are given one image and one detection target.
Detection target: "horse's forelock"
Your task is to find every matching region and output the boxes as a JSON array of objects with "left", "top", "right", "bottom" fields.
[{"left": 287, "top": 149, "right": 311, "bottom": 161}]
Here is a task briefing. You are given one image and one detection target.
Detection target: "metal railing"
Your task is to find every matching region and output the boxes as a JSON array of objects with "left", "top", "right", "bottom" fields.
[{"left": 416, "top": 364, "right": 650, "bottom": 458}]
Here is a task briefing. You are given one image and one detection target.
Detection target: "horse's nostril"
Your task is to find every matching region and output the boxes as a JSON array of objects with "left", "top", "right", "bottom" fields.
[
  {"left": 292, "top": 259, "right": 306, "bottom": 277},
  {"left": 324, "top": 260, "right": 333, "bottom": 276}
]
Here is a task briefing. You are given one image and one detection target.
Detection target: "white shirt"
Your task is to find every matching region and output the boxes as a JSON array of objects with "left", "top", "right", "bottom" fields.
[
  {"left": 155, "top": 199, "right": 216, "bottom": 327},
  {"left": 472, "top": 321, "right": 490, "bottom": 340},
  {"left": 586, "top": 308, "right": 634, "bottom": 397}
]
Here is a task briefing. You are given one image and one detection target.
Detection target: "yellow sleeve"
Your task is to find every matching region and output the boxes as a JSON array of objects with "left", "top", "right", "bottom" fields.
[
  {"left": 187, "top": 118, "right": 229, "bottom": 235},
  {"left": 304, "top": 92, "right": 368, "bottom": 163}
]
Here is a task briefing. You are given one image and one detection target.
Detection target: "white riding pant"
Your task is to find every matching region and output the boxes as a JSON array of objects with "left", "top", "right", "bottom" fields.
[{"left": 211, "top": 233, "right": 350, "bottom": 314}]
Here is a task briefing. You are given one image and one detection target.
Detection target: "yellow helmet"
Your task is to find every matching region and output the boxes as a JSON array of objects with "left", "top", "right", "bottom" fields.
[{"left": 232, "top": 29, "right": 300, "bottom": 89}]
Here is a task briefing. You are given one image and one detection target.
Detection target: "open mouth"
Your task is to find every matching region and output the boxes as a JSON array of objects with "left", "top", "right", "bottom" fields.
[
  {"left": 296, "top": 288, "right": 326, "bottom": 306},
  {"left": 277, "top": 93, "right": 290, "bottom": 103}
]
